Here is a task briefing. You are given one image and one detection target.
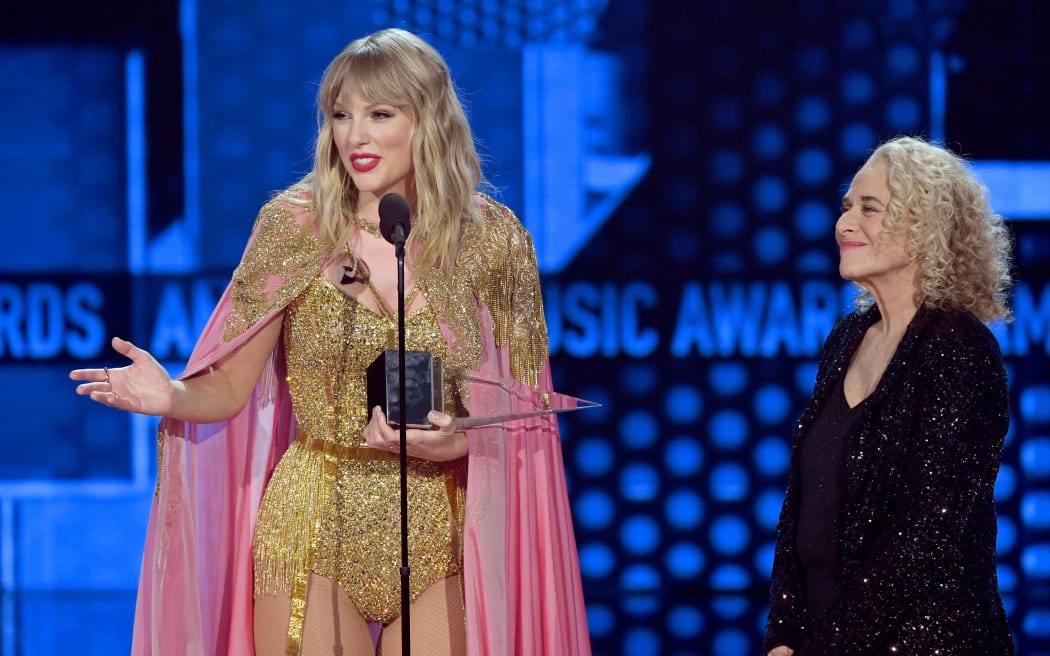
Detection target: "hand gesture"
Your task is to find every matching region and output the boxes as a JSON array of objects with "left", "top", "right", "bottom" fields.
[
  {"left": 69, "top": 336, "right": 176, "bottom": 416},
  {"left": 768, "top": 646, "right": 795, "bottom": 656},
  {"left": 363, "top": 407, "right": 468, "bottom": 461}
]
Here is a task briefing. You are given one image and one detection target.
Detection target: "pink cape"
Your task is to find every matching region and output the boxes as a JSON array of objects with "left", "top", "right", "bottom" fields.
[{"left": 130, "top": 222, "right": 590, "bottom": 656}]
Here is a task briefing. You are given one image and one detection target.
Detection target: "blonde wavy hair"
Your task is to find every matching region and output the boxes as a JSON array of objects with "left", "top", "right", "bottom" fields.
[
  {"left": 287, "top": 28, "right": 485, "bottom": 270},
  {"left": 856, "top": 136, "right": 1013, "bottom": 323}
]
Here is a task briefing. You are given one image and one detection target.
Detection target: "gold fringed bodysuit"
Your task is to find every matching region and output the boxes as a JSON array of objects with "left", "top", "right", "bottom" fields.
[{"left": 250, "top": 273, "right": 467, "bottom": 632}]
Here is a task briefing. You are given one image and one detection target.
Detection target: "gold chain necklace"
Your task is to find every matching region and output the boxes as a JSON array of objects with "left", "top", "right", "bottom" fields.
[{"left": 351, "top": 213, "right": 380, "bottom": 237}]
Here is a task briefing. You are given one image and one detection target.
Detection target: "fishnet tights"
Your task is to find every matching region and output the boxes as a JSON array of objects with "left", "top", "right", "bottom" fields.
[{"left": 254, "top": 573, "right": 466, "bottom": 656}]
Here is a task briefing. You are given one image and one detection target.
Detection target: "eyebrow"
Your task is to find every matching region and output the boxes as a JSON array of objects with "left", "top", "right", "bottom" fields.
[{"left": 842, "top": 194, "right": 889, "bottom": 207}]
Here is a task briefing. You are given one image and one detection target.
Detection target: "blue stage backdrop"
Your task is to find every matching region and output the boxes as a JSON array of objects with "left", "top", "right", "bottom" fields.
[{"left": 1, "top": 0, "right": 1048, "bottom": 654}]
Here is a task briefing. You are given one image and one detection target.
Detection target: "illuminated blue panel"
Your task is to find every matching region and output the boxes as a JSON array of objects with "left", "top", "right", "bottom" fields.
[
  {"left": 754, "top": 489, "right": 785, "bottom": 530},
  {"left": 752, "top": 123, "right": 787, "bottom": 160},
  {"left": 708, "top": 412, "right": 749, "bottom": 450},
  {"left": 713, "top": 629, "right": 750, "bottom": 655},
  {"left": 969, "top": 162, "right": 1050, "bottom": 219},
  {"left": 753, "top": 71, "right": 786, "bottom": 105},
  {"left": 795, "top": 148, "right": 833, "bottom": 186},
  {"left": 752, "top": 175, "right": 789, "bottom": 213},
  {"left": 753, "top": 226, "right": 789, "bottom": 264},
  {"left": 619, "top": 362, "right": 659, "bottom": 396},
  {"left": 1022, "top": 544, "right": 1050, "bottom": 578},
  {"left": 663, "top": 437, "right": 704, "bottom": 477},
  {"left": 754, "top": 541, "right": 777, "bottom": 577},
  {"left": 667, "top": 605, "right": 704, "bottom": 638},
  {"left": 664, "top": 489, "right": 704, "bottom": 530},
  {"left": 885, "top": 94, "right": 921, "bottom": 130},
  {"left": 794, "top": 200, "right": 834, "bottom": 240},
  {"left": 586, "top": 604, "right": 615, "bottom": 638},
  {"left": 998, "top": 516, "right": 1018, "bottom": 555},
  {"left": 664, "top": 385, "right": 703, "bottom": 424},
  {"left": 998, "top": 564, "right": 1018, "bottom": 593},
  {"left": 1020, "top": 386, "right": 1050, "bottom": 422},
  {"left": 620, "top": 410, "right": 659, "bottom": 449},
  {"left": 710, "top": 201, "right": 747, "bottom": 238},
  {"left": 665, "top": 542, "right": 705, "bottom": 579},
  {"left": 1024, "top": 610, "right": 1050, "bottom": 639},
  {"left": 624, "top": 628, "right": 660, "bottom": 655},
  {"left": 575, "top": 489, "right": 615, "bottom": 530},
  {"left": 995, "top": 464, "right": 1017, "bottom": 502},
  {"left": 620, "top": 463, "right": 660, "bottom": 501},
  {"left": 753, "top": 437, "right": 791, "bottom": 477},
  {"left": 709, "top": 362, "right": 749, "bottom": 395},
  {"left": 840, "top": 122, "right": 877, "bottom": 159},
  {"left": 794, "top": 46, "right": 829, "bottom": 79},
  {"left": 887, "top": 43, "right": 920, "bottom": 75},
  {"left": 1021, "top": 437, "right": 1050, "bottom": 478},
  {"left": 795, "top": 362, "right": 819, "bottom": 394},
  {"left": 709, "top": 148, "right": 746, "bottom": 185},
  {"left": 712, "top": 595, "right": 749, "bottom": 619},
  {"left": 795, "top": 97, "right": 830, "bottom": 132},
  {"left": 1022, "top": 492, "right": 1050, "bottom": 530},
  {"left": 709, "top": 515, "right": 750, "bottom": 555},
  {"left": 620, "top": 515, "right": 661, "bottom": 555},
  {"left": 710, "top": 563, "right": 751, "bottom": 591},
  {"left": 575, "top": 437, "right": 615, "bottom": 476},
  {"left": 754, "top": 385, "right": 791, "bottom": 424},
  {"left": 620, "top": 563, "right": 661, "bottom": 591},
  {"left": 841, "top": 70, "right": 876, "bottom": 104},
  {"left": 709, "top": 463, "right": 750, "bottom": 502},
  {"left": 578, "top": 542, "right": 616, "bottom": 578}
]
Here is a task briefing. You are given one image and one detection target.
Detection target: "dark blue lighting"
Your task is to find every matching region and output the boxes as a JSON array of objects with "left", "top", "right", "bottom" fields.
[
  {"left": 668, "top": 605, "right": 704, "bottom": 638},
  {"left": 840, "top": 121, "right": 877, "bottom": 158},
  {"left": 575, "top": 437, "right": 615, "bottom": 477},
  {"left": 710, "top": 201, "right": 747, "bottom": 238},
  {"left": 1021, "top": 437, "right": 1050, "bottom": 478},
  {"left": 623, "top": 629, "right": 661, "bottom": 655},
  {"left": 664, "top": 384, "right": 703, "bottom": 424},
  {"left": 995, "top": 464, "right": 1017, "bottom": 502},
  {"left": 1022, "top": 544, "right": 1050, "bottom": 578},
  {"left": 619, "top": 362, "right": 659, "bottom": 396},
  {"left": 620, "top": 410, "right": 658, "bottom": 449},
  {"left": 709, "top": 463, "right": 750, "bottom": 503},
  {"left": 709, "top": 148, "right": 746, "bottom": 185},
  {"left": 1021, "top": 386, "right": 1050, "bottom": 423},
  {"left": 998, "top": 516, "right": 1017, "bottom": 555},
  {"left": 795, "top": 147, "right": 833, "bottom": 186},
  {"left": 713, "top": 629, "right": 751, "bottom": 655},
  {"left": 1022, "top": 492, "right": 1050, "bottom": 530},
  {"left": 710, "top": 515, "right": 751, "bottom": 554},
  {"left": 619, "top": 463, "right": 661, "bottom": 502},
  {"left": 620, "top": 515, "right": 661, "bottom": 555},
  {"left": 752, "top": 123, "right": 787, "bottom": 160},
  {"left": 665, "top": 542, "right": 706, "bottom": 579},
  {"left": 586, "top": 604, "right": 615, "bottom": 638},
  {"left": 886, "top": 94, "right": 921, "bottom": 130},
  {"left": 710, "top": 563, "right": 751, "bottom": 590},
  {"left": 753, "top": 437, "right": 790, "bottom": 477},
  {"left": 754, "top": 385, "right": 791, "bottom": 424},
  {"left": 754, "top": 226, "right": 789, "bottom": 264},
  {"left": 841, "top": 70, "right": 876, "bottom": 104},
  {"left": 709, "top": 411, "right": 749, "bottom": 450},
  {"left": 887, "top": 43, "right": 920, "bottom": 76},
  {"left": 621, "top": 563, "right": 661, "bottom": 590},
  {"left": 712, "top": 595, "right": 750, "bottom": 619},
  {"left": 665, "top": 489, "right": 705, "bottom": 530},
  {"left": 755, "top": 489, "right": 785, "bottom": 530},
  {"left": 663, "top": 437, "right": 704, "bottom": 477},
  {"left": 579, "top": 542, "right": 616, "bottom": 578},
  {"left": 794, "top": 200, "right": 834, "bottom": 240},
  {"left": 795, "top": 96, "right": 831, "bottom": 132},
  {"left": 576, "top": 489, "right": 616, "bottom": 530},
  {"left": 709, "top": 361, "right": 749, "bottom": 395},
  {"left": 752, "top": 175, "right": 788, "bottom": 213}
]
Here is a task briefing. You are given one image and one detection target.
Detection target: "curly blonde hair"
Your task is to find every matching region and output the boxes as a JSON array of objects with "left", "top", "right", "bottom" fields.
[
  {"left": 856, "top": 136, "right": 1013, "bottom": 322},
  {"left": 286, "top": 28, "right": 486, "bottom": 270}
]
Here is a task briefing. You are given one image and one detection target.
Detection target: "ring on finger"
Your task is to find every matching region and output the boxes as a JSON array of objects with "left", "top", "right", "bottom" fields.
[{"left": 104, "top": 366, "right": 110, "bottom": 384}]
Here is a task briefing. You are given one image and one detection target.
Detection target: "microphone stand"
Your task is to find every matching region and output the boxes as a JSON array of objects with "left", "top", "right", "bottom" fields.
[{"left": 393, "top": 224, "right": 411, "bottom": 655}]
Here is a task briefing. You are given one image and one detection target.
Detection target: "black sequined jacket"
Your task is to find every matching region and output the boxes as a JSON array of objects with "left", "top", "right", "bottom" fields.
[{"left": 764, "top": 304, "right": 1014, "bottom": 655}]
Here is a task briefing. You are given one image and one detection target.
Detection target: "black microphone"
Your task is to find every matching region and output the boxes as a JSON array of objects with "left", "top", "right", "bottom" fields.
[{"left": 379, "top": 193, "right": 411, "bottom": 246}]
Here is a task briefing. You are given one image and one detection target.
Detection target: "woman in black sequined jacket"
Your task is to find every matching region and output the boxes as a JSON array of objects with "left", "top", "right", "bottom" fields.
[{"left": 764, "top": 136, "right": 1015, "bottom": 656}]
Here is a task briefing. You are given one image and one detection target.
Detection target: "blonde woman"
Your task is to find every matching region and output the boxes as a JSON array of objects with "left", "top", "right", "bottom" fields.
[
  {"left": 72, "top": 28, "right": 590, "bottom": 656},
  {"left": 765, "top": 136, "right": 1014, "bottom": 655}
]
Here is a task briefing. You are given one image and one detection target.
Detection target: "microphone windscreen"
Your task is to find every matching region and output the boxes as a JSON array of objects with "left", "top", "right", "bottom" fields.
[{"left": 378, "top": 193, "right": 412, "bottom": 244}]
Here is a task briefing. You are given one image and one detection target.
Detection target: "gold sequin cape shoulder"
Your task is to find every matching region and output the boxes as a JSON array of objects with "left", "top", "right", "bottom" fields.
[
  {"left": 764, "top": 304, "right": 1014, "bottom": 655},
  {"left": 130, "top": 193, "right": 592, "bottom": 655}
]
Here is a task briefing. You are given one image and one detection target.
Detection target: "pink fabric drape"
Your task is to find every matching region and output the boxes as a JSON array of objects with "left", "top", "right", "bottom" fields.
[{"left": 131, "top": 268, "right": 590, "bottom": 656}]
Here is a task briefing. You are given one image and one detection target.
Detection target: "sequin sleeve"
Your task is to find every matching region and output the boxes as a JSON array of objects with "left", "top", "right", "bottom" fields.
[
  {"left": 806, "top": 315, "right": 1010, "bottom": 654},
  {"left": 222, "top": 199, "right": 327, "bottom": 343}
]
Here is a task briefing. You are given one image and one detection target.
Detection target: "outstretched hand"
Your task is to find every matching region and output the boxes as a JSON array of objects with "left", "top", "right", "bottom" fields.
[
  {"left": 69, "top": 336, "right": 177, "bottom": 416},
  {"left": 363, "top": 407, "right": 468, "bottom": 461}
]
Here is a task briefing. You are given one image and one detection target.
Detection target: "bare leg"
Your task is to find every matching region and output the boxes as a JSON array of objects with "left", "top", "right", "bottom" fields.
[
  {"left": 378, "top": 574, "right": 466, "bottom": 656},
  {"left": 254, "top": 573, "right": 375, "bottom": 656}
]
